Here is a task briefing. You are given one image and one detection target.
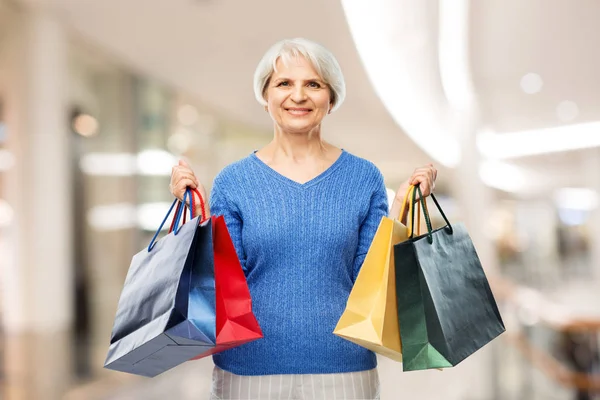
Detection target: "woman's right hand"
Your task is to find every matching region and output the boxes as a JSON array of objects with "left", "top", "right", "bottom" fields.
[{"left": 169, "top": 159, "right": 208, "bottom": 217}]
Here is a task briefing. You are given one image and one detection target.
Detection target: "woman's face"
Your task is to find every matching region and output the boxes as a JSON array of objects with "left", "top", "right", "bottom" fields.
[{"left": 265, "top": 56, "right": 332, "bottom": 135}]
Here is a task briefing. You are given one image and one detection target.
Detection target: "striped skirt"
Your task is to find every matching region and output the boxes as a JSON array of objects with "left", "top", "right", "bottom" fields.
[{"left": 209, "top": 365, "right": 380, "bottom": 400}]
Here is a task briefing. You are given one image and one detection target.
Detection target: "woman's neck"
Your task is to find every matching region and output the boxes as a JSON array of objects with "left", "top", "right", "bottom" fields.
[{"left": 264, "top": 125, "right": 331, "bottom": 162}]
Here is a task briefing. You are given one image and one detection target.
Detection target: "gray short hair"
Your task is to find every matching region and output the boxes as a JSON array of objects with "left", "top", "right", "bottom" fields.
[{"left": 253, "top": 38, "right": 346, "bottom": 113}]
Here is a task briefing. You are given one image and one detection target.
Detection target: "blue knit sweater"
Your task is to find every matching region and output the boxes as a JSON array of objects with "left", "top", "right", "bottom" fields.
[{"left": 209, "top": 149, "right": 388, "bottom": 375}]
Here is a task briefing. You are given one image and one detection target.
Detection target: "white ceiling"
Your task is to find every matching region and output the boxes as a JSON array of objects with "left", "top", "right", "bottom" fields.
[
  {"left": 7, "top": 0, "right": 600, "bottom": 195},
  {"left": 471, "top": 0, "right": 600, "bottom": 133}
]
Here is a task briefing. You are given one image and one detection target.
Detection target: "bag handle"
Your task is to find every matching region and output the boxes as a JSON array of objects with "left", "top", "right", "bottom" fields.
[
  {"left": 192, "top": 187, "right": 209, "bottom": 223},
  {"left": 409, "top": 185, "right": 453, "bottom": 244},
  {"left": 148, "top": 188, "right": 194, "bottom": 251},
  {"left": 168, "top": 201, "right": 184, "bottom": 234},
  {"left": 171, "top": 188, "right": 194, "bottom": 234},
  {"left": 170, "top": 187, "right": 209, "bottom": 224},
  {"left": 398, "top": 185, "right": 413, "bottom": 221},
  {"left": 397, "top": 185, "right": 421, "bottom": 237},
  {"left": 399, "top": 186, "right": 421, "bottom": 237},
  {"left": 169, "top": 193, "right": 190, "bottom": 233},
  {"left": 169, "top": 187, "right": 208, "bottom": 232}
]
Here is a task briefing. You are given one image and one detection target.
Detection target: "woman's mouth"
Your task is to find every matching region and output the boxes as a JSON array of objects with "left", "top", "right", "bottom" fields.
[{"left": 286, "top": 108, "right": 312, "bottom": 116}]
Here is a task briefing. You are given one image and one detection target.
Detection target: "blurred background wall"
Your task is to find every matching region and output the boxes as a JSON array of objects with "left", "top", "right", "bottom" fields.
[{"left": 1, "top": 0, "right": 600, "bottom": 399}]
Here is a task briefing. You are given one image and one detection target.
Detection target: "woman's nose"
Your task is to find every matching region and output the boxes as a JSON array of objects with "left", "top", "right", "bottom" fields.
[{"left": 290, "top": 85, "right": 307, "bottom": 102}]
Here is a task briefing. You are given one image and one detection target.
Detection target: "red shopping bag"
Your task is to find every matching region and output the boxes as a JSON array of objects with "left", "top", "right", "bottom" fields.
[{"left": 190, "top": 191, "right": 263, "bottom": 360}]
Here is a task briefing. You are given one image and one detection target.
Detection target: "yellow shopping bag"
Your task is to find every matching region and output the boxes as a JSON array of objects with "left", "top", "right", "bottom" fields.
[{"left": 333, "top": 186, "right": 421, "bottom": 361}]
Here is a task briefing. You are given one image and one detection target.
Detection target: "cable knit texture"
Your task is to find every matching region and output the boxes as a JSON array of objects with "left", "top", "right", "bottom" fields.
[{"left": 209, "top": 149, "right": 388, "bottom": 375}]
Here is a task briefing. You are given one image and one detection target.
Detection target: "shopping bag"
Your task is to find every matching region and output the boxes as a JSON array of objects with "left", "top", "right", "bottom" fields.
[
  {"left": 104, "top": 189, "right": 218, "bottom": 377},
  {"left": 394, "top": 186, "right": 505, "bottom": 371},
  {"left": 333, "top": 186, "right": 421, "bottom": 361},
  {"left": 190, "top": 212, "right": 263, "bottom": 360}
]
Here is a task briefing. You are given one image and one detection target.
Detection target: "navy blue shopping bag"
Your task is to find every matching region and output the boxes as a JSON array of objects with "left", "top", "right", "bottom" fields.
[{"left": 104, "top": 189, "right": 217, "bottom": 377}]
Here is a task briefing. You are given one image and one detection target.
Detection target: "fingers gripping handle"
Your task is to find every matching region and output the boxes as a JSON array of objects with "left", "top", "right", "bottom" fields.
[
  {"left": 409, "top": 186, "right": 453, "bottom": 244},
  {"left": 148, "top": 187, "right": 207, "bottom": 252}
]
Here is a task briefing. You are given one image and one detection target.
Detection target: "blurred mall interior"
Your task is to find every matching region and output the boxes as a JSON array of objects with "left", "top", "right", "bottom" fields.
[{"left": 1, "top": 0, "right": 600, "bottom": 399}]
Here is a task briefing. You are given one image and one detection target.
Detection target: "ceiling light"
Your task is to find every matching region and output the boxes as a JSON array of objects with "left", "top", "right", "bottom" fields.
[
  {"left": 340, "top": 0, "right": 461, "bottom": 168},
  {"left": 136, "top": 149, "right": 178, "bottom": 176},
  {"left": 80, "top": 150, "right": 178, "bottom": 176},
  {"left": 72, "top": 114, "right": 99, "bottom": 137},
  {"left": 137, "top": 202, "right": 175, "bottom": 231},
  {"left": 557, "top": 209, "right": 589, "bottom": 226},
  {"left": 438, "top": 0, "right": 474, "bottom": 111},
  {"left": 87, "top": 203, "right": 137, "bottom": 231},
  {"left": 478, "top": 160, "right": 528, "bottom": 193},
  {"left": 556, "top": 100, "right": 579, "bottom": 122},
  {"left": 178, "top": 105, "right": 199, "bottom": 126},
  {"left": 554, "top": 187, "right": 598, "bottom": 211},
  {"left": 520, "top": 73, "right": 543, "bottom": 94},
  {"left": 477, "top": 122, "right": 600, "bottom": 159},
  {"left": 168, "top": 128, "right": 193, "bottom": 155},
  {"left": 80, "top": 153, "right": 136, "bottom": 176}
]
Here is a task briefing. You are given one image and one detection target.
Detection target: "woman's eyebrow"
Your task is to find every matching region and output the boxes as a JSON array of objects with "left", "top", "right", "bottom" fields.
[{"left": 272, "top": 77, "right": 323, "bottom": 82}]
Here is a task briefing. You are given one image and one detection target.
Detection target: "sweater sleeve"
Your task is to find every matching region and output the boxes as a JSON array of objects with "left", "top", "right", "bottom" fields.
[
  {"left": 352, "top": 172, "right": 388, "bottom": 281},
  {"left": 209, "top": 175, "right": 247, "bottom": 273}
]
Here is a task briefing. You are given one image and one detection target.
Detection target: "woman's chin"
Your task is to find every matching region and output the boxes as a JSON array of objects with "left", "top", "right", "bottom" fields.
[
  {"left": 280, "top": 118, "right": 322, "bottom": 133},
  {"left": 289, "top": 127, "right": 318, "bottom": 136}
]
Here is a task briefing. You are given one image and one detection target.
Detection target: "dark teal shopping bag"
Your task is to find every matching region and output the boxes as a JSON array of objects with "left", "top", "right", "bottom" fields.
[{"left": 394, "top": 187, "right": 505, "bottom": 371}]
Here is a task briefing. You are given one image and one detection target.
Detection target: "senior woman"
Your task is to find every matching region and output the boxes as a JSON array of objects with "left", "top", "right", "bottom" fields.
[{"left": 170, "top": 38, "right": 437, "bottom": 400}]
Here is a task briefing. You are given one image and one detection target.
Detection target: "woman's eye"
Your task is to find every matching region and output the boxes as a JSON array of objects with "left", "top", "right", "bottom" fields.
[
  {"left": 277, "top": 81, "right": 289, "bottom": 87},
  {"left": 308, "top": 82, "right": 321, "bottom": 88}
]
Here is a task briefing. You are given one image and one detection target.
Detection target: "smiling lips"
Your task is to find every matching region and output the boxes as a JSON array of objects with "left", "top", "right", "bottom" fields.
[{"left": 286, "top": 107, "right": 312, "bottom": 116}]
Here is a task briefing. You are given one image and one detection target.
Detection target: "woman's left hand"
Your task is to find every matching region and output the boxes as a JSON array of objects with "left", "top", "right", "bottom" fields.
[
  {"left": 402, "top": 163, "right": 437, "bottom": 199},
  {"left": 390, "top": 163, "right": 438, "bottom": 223}
]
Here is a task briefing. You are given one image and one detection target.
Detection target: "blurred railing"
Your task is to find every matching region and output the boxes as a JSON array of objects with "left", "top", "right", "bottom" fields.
[{"left": 493, "top": 276, "right": 600, "bottom": 399}]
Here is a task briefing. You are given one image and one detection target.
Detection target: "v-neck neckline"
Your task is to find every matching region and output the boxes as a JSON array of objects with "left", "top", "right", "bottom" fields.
[{"left": 250, "top": 149, "right": 348, "bottom": 189}]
